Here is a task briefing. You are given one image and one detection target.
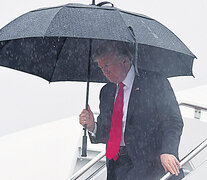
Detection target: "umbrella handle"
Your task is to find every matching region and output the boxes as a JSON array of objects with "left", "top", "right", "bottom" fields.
[
  {"left": 81, "top": 125, "right": 87, "bottom": 157},
  {"left": 91, "top": 0, "right": 96, "bottom": 5},
  {"left": 97, "top": 1, "right": 114, "bottom": 7}
]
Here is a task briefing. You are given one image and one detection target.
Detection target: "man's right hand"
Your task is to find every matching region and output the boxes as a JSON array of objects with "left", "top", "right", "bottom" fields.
[{"left": 79, "top": 105, "right": 95, "bottom": 132}]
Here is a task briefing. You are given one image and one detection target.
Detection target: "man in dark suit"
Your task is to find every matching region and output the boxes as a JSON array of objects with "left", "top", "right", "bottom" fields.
[{"left": 79, "top": 41, "right": 184, "bottom": 180}]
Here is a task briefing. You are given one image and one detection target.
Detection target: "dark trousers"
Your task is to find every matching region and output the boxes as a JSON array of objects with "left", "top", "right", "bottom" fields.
[{"left": 107, "top": 155, "right": 134, "bottom": 180}]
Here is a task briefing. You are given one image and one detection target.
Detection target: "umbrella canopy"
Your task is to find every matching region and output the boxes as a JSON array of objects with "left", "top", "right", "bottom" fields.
[
  {"left": 0, "top": 1, "right": 197, "bottom": 157},
  {"left": 0, "top": 2, "right": 196, "bottom": 83}
]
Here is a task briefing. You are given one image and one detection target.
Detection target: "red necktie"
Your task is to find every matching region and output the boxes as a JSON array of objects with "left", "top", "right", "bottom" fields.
[{"left": 105, "top": 82, "right": 124, "bottom": 161}]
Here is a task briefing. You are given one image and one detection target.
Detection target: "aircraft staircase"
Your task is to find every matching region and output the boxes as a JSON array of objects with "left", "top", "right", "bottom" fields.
[{"left": 69, "top": 102, "right": 207, "bottom": 180}]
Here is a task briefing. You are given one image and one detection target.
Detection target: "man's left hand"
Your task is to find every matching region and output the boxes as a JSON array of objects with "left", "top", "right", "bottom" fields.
[{"left": 160, "top": 154, "right": 181, "bottom": 176}]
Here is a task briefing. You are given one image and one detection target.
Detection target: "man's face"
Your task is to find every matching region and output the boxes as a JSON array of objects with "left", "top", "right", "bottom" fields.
[{"left": 97, "top": 53, "right": 129, "bottom": 84}]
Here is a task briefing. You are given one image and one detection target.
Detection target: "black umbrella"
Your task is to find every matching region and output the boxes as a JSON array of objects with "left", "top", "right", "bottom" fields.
[{"left": 0, "top": 1, "right": 196, "bottom": 156}]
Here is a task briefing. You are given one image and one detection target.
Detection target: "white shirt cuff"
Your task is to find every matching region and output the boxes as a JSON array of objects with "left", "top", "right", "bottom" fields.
[{"left": 88, "top": 123, "right": 97, "bottom": 137}]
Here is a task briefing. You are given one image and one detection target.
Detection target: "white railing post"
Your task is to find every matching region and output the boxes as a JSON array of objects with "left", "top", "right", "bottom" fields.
[{"left": 69, "top": 151, "right": 105, "bottom": 180}]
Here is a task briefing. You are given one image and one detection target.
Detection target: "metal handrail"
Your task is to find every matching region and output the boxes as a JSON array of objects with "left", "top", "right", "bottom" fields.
[
  {"left": 160, "top": 138, "right": 207, "bottom": 180},
  {"left": 86, "top": 163, "right": 106, "bottom": 180},
  {"left": 179, "top": 102, "right": 207, "bottom": 111},
  {"left": 70, "top": 151, "right": 105, "bottom": 180},
  {"left": 179, "top": 102, "right": 207, "bottom": 119}
]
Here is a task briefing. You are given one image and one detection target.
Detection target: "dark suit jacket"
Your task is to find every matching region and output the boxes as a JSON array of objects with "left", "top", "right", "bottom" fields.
[{"left": 89, "top": 70, "right": 184, "bottom": 180}]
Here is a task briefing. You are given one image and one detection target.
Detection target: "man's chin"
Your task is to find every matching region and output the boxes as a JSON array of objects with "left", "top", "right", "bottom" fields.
[
  {"left": 106, "top": 76, "right": 118, "bottom": 84},
  {"left": 106, "top": 77, "right": 112, "bottom": 83},
  {"left": 109, "top": 80, "right": 118, "bottom": 84}
]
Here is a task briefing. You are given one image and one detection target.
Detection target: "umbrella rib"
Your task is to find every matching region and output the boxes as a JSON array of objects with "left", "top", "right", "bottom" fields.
[
  {"left": 44, "top": 6, "right": 64, "bottom": 36},
  {"left": 0, "top": 41, "right": 7, "bottom": 51},
  {"left": 49, "top": 37, "right": 67, "bottom": 82},
  {"left": 119, "top": 9, "right": 154, "bottom": 21},
  {"left": 115, "top": 9, "right": 135, "bottom": 43},
  {"left": 31, "top": 6, "right": 63, "bottom": 13},
  {"left": 115, "top": 9, "right": 141, "bottom": 76}
]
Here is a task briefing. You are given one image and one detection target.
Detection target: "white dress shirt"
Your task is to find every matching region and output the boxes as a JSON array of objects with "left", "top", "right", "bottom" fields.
[
  {"left": 90, "top": 65, "right": 135, "bottom": 146},
  {"left": 119, "top": 65, "right": 135, "bottom": 145}
]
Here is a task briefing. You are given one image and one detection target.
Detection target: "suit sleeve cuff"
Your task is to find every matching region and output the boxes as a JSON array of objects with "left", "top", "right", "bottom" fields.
[{"left": 88, "top": 123, "right": 97, "bottom": 137}]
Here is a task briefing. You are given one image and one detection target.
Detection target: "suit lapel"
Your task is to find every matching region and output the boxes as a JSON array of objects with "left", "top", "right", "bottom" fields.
[
  {"left": 105, "top": 83, "right": 117, "bottom": 123},
  {"left": 108, "top": 83, "right": 116, "bottom": 109}
]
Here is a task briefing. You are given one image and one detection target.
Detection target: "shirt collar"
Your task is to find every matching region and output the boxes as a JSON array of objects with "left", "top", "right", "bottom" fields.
[{"left": 121, "top": 65, "right": 135, "bottom": 89}]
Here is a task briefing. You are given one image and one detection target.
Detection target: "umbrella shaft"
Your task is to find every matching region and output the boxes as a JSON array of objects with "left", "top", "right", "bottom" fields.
[
  {"left": 85, "top": 81, "right": 90, "bottom": 110},
  {"left": 82, "top": 39, "right": 92, "bottom": 157},
  {"left": 85, "top": 39, "right": 92, "bottom": 110}
]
